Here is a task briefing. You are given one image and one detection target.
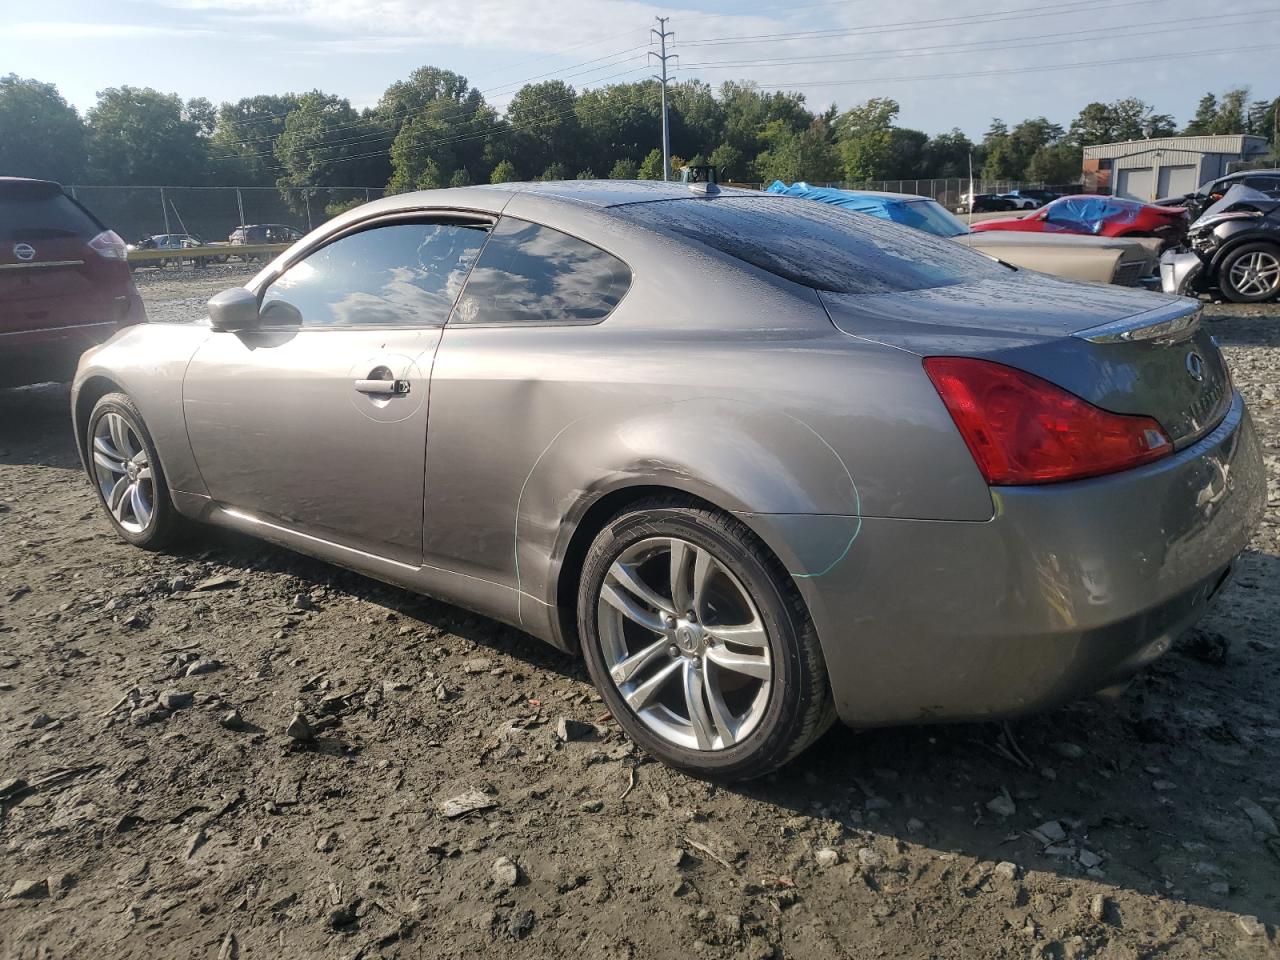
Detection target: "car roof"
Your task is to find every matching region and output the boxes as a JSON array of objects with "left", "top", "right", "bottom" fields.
[
  {"left": 1219, "top": 170, "right": 1280, "bottom": 181},
  {"left": 0, "top": 176, "right": 64, "bottom": 197}
]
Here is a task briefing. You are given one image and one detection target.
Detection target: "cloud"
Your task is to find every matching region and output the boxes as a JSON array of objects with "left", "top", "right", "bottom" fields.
[{"left": 7, "top": 21, "right": 216, "bottom": 40}]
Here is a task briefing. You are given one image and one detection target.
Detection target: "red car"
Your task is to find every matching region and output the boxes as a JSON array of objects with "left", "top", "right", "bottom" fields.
[
  {"left": 971, "top": 194, "right": 1187, "bottom": 243},
  {"left": 1, "top": 177, "right": 145, "bottom": 388}
]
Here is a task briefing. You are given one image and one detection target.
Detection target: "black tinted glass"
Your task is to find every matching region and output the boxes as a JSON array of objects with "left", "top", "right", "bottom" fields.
[
  {"left": 264, "top": 221, "right": 488, "bottom": 327},
  {"left": 614, "top": 196, "right": 1004, "bottom": 294},
  {"left": 1, "top": 194, "right": 101, "bottom": 242},
  {"left": 453, "top": 217, "right": 631, "bottom": 325}
]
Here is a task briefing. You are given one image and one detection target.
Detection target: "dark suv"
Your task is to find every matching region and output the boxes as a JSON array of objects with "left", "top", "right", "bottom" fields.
[{"left": 1, "top": 178, "right": 145, "bottom": 388}]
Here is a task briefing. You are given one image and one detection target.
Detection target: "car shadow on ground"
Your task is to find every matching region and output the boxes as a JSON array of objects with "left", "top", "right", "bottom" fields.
[{"left": 0, "top": 382, "right": 80, "bottom": 471}]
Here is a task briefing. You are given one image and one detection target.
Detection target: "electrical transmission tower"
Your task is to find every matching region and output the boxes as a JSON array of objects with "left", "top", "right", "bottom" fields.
[{"left": 650, "top": 17, "right": 676, "bottom": 182}]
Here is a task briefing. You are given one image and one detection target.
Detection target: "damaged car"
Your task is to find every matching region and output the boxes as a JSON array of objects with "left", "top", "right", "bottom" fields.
[
  {"left": 1161, "top": 184, "right": 1280, "bottom": 302},
  {"left": 71, "top": 181, "right": 1264, "bottom": 779}
]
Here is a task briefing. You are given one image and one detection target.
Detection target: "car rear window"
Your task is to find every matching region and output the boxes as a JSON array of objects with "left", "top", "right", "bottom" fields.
[
  {"left": 0, "top": 191, "right": 102, "bottom": 242},
  {"left": 612, "top": 195, "right": 1004, "bottom": 294}
]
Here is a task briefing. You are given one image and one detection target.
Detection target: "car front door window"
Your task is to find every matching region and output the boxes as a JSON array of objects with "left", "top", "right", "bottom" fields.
[{"left": 264, "top": 221, "right": 489, "bottom": 327}]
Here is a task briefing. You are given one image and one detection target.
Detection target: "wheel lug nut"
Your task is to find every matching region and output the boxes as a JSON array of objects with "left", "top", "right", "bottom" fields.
[
  {"left": 667, "top": 644, "right": 679, "bottom": 657},
  {"left": 687, "top": 611, "right": 696, "bottom": 621},
  {"left": 611, "top": 669, "right": 624, "bottom": 682}
]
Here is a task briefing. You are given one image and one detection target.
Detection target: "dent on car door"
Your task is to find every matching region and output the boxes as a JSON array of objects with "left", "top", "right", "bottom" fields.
[
  {"left": 423, "top": 215, "right": 633, "bottom": 591},
  {"left": 182, "top": 217, "right": 489, "bottom": 565}
]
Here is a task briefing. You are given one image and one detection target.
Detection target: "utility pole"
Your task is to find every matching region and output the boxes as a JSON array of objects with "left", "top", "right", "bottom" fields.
[{"left": 650, "top": 17, "right": 675, "bottom": 181}]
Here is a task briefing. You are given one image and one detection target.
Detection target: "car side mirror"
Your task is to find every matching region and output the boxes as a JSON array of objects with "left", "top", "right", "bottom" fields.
[{"left": 208, "top": 287, "right": 260, "bottom": 332}]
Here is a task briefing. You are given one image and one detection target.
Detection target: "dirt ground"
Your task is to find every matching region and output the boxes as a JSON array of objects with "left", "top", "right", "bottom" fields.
[{"left": 1, "top": 266, "right": 1278, "bottom": 960}]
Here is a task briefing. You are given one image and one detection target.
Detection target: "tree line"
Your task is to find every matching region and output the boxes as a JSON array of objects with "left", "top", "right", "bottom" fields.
[{"left": 1, "top": 68, "right": 1276, "bottom": 216}]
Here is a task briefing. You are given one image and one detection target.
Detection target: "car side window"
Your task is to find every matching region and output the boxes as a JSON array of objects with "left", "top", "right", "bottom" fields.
[
  {"left": 262, "top": 220, "right": 489, "bottom": 328},
  {"left": 451, "top": 216, "right": 631, "bottom": 326}
]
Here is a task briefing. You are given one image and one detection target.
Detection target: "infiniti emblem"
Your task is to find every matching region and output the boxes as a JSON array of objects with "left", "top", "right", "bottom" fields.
[
  {"left": 1185, "top": 351, "right": 1204, "bottom": 382},
  {"left": 13, "top": 243, "right": 35, "bottom": 262}
]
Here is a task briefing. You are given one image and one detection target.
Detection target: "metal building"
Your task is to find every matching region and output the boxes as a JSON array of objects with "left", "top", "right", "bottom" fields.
[{"left": 1081, "top": 135, "right": 1270, "bottom": 201}]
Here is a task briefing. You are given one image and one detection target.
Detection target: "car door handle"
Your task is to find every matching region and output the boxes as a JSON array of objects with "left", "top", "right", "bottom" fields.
[{"left": 354, "top": 378, "right": 411, "bottom": 396}]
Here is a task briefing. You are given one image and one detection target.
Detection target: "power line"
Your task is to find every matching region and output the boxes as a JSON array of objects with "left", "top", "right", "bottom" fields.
[
  {"left": 678, "top": 0, "right": 1163, "bottom": 47},
  {"left": 678, "top": 9, "right": 1264, "bottom": 70},
  {"left": 747, "top": 42, "right": 1280, "bottom": 89}
]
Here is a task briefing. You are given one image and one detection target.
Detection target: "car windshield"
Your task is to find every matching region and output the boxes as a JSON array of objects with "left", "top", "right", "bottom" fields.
[
  {"left": 889, "top": 200, "right": 969, "bottom": 238},
  {"left": 614, "top": 195, "right": 1005, "bottom": 294},
  {"left": 1192, "top": 184, "right": 1276, "bottom": 227}
]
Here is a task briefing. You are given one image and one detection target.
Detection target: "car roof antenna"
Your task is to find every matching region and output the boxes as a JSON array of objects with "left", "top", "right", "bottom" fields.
[{"left": 681, "top": 164, "right": 720, "bottom": 195}]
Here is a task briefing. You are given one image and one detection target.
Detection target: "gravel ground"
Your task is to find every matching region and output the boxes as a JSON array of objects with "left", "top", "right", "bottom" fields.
[{"left": 1, "top": 273, "right": 1278, "bottom": 959}]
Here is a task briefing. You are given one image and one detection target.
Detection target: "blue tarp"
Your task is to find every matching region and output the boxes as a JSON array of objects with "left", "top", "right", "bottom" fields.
[
  {"left": 765, "top": 180, "right": 899, "bottom": 218},
  {"left": 1040, "top": 196, "right": 1141, "bottom": 234}
]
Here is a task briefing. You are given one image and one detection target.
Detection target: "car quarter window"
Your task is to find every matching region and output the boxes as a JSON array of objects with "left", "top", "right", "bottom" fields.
[
  {"left": 451, "top": 216, "right": 631, "bottom": 325},
  {"left": 262, "top": 220, "right": 489, "bottom": 327}
]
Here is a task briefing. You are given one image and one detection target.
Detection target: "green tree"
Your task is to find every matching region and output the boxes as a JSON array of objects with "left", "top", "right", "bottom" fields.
[
  {"left": 883, "top": 128, "right": 929, "bottom": 179},
  {"left": 835, "top": 98, "right": 899, "bottom": 181},
  {"left": 1025, "top": 143, "right": 1081, "bottom": 184},
  {"left": 541, "top": 161, "right": 569, "bottom": 181},
  {"left": 1069, "top": 98, "right": 1175, "bottom": 146},
  {"left": 208, "top": 94, "right": 301, "bottom": 186},
  {"left": 921, "top": 128, "right": 975, "bottom": 178},
  {"left": 274, "top": 91, "right": 390, "bottom": 210},
  {"left": 574, "top": 81, "right": 660, "bottom": 176},
  {"left": 507, "top": 81, "right": 582, "bottom": 177},
  {"left": 608, "top": 158, "right": 638, "bottom": 179},
  {"left": 982, "top": 117, "right": 1063, "bottom": 181},
  {"left": 1183, "top": 93, "right": 1218, "bottom": 135},
  {"left": 86, "top": 86, "right": 207, "bottom": 184},
  {"left": 756, "top": 118, "right": 839, "bottom": 183},
  {"left": 668, "top": 79, "right": 725, "bottom": 160},
  {"left": 1211, "top": 88, "right": 1249, "bottom": 134},
  {"left": 489, "top": 159, "right": 518, "bottom": 183},
  {"left": 0, "top": 74, "right": 86, "bottom": 182},
  {"left": 637, "top": 148, "right": 664, "bottom": 180},
  {"left": 383, "top": 67, "right": 493, "bottom": 189}
]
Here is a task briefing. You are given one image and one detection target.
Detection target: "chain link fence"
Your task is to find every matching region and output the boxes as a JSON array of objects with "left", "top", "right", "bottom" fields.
[{"left": 65, "top": 186, "right": 388, "bottom": 245}]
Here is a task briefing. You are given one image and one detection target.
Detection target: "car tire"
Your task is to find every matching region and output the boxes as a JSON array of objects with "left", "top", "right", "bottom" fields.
[
  {"left": 577, "top": 497, "right": 835, "bottom": 780},
  {"left": 1218, "top": 243, "right": 1280, "bottom": 303},
  {"left": 86, "top": 393, "right": 184, "bottom": 550}
]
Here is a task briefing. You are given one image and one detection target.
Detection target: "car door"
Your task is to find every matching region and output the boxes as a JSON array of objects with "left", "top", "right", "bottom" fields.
[
  {"left": 183, "top": 214, "right": 491, "bottom": 565},
  {"left": 421, "top": 213, "right": 633, "bottom": 589}
]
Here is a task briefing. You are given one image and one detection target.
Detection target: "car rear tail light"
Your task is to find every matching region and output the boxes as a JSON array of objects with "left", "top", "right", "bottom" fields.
[
  {"left": 923, "top": 357, "right": 1172, "bottom": 485},
  {"left": 89, "top": 229, "right": 128, "bottom": 260}
]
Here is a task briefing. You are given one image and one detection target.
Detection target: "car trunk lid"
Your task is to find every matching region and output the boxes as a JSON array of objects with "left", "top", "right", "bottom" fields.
[{"left": 821, "top": 273, "right": 1232, "bottom": 449}]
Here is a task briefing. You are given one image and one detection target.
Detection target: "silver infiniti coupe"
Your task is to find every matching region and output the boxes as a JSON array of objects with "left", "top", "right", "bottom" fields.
[{"left": 72, "top": 181, "right": 1265, "bottom": 779}]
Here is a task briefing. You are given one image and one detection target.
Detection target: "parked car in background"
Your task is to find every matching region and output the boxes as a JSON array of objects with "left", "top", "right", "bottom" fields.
[
  {"left": 1008, "top": 189, "right": 1062, "bottom": 207},
  {"left": 963, "top": 193, "right": 1017, "bottom": 212},
  {"left": 1, "top": 177, "right": 145, "bottom": 388},
  {"left": 1000, "top": 193, "right": 1040, "bottom": 210},
  {"left": 1161, "top": 184, "right": 1280, "bottom": 303},
  {"left": 765, "top": 182, "right": 1158, "bottom": 287},
  {"left": 1157, "top": 169, "right": 1280, "bottom": 221},
  {"left": 127, "top": 233, "right": 225, "bottom": 268},
  {"left": 972, "top": 194, "right": 1187, "bottom": 245},
  {"left": 228, "top": 223, "right": 305, "bottom": 262},
  {"left": 71, "top": 181, "right": 1263, "bottom": 779},
  {"left": 229, "top": 224, "right": 304, "bottom": 245}
]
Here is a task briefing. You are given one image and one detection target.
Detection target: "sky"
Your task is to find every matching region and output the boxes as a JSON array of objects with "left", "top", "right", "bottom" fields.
[{"left": 2, "top": 0, "right": 1276, "bottom": 140}]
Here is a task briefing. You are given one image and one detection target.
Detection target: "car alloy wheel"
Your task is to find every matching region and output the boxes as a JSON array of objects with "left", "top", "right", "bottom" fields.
[
  {"left": 91, "top": 411, "right": 155, "bottom": 534},
  {"left": 597, "top": 536, "right": 773, "bottom": 751},
  {"left": 1226, "top": 249, "right": 1280, "bottom": 301}
]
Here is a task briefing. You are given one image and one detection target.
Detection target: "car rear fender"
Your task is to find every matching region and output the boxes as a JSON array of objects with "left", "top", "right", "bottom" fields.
[{"left": 520, "top": 396, "right": 868, "bottom": 615}]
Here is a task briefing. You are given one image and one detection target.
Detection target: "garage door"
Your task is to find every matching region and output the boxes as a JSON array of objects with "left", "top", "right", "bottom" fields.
[
  {"left": 1157, "top": 164, "right": 1198, "bottom": 200},
  {"left": 1116, "top": 166, "right": 1154, "bottom": 202}
]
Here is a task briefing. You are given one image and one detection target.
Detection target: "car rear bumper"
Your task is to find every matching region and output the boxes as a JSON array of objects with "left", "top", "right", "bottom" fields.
[
  {"left": 1160, "top": 249, "right": 1204, "bottom": 296},
  {"left": 746, "top": 391, "right": 1265, "bottom": 727},
  {"left": 0, "top": 292, "right": 145, "bottom": 388}
]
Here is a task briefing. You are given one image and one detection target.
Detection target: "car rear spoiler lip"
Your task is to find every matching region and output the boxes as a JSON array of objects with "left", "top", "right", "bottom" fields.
[{"left": 1072, "top": 298, "right": 1201, "bottom": 344}]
